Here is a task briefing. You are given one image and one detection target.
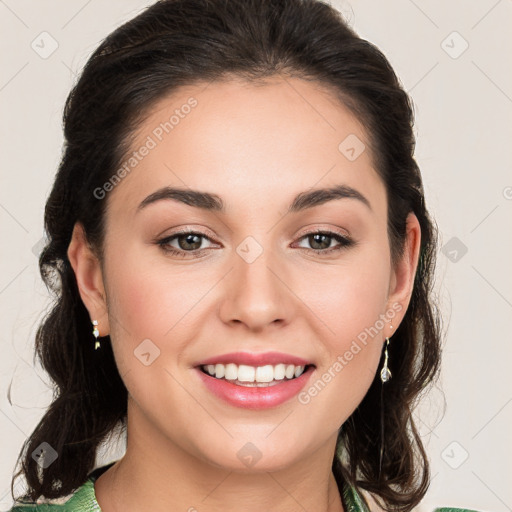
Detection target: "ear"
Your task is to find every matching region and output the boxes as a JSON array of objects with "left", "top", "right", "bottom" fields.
[
  {"left": 387, "top": 212, "right": 422, "bottom": 319},
  {"left": 67, "top": 222, "right": 110, "bottom": 336}
]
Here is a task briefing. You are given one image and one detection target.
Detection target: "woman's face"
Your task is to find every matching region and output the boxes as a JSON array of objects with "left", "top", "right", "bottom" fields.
[{"left": 71, "top": 76, "right": 419, "bottom": 472}]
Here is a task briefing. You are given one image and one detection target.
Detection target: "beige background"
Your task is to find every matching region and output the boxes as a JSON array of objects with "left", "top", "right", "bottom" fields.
[{"left": 1, "top": 1, "right": 511, "bottom": 510}]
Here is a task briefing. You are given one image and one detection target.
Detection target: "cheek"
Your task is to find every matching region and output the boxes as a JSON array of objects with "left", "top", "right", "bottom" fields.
[
  {"left": 293, "top": 250, "right": 390, "bottom": 416},
  {"left": 296, "top": 305, "right": 386, "bottom": 431},
  {"left": 104, "top": 258, "right": 211, "bottom": 412},
  {"left": 103, "top": 250, "right": 241, "bottom": 406},
  {"left": 105, "top": 240, "right": 209, "bottom": 337},
  {"left": 102, "top": 244, "right": 206, "bottom": 379},
  {"left": 298, "top": 250, "right": 391, "bottom": 343}
]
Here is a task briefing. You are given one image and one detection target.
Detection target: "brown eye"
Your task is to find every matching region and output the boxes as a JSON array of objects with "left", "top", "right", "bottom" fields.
[
  {"left": 295, "top": 230, "right": 355, "bottom": 255},
  {"left": 308, "top": 233, "right": 333, "bottom": 250},
  {"left": 157, "top": 230, "right": 218, "bottom": 258},
  {"left": 176, "top": 233, "right": 203, "bottom": 250}
]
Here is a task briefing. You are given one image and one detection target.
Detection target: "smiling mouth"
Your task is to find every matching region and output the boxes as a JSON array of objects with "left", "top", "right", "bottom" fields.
[{"left": 198, "top": 363, "right": 316, "bottom": 387}]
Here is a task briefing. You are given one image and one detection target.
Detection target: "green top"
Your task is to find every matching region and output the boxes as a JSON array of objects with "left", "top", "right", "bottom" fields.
[{"left": 8, "top": 463, "right": 480, "bottom": 512}]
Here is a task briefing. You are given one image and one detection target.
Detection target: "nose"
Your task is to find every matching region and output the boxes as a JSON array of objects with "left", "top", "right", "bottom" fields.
[{"left": 218, "top": 242, "right": 293, "bottom": 332}]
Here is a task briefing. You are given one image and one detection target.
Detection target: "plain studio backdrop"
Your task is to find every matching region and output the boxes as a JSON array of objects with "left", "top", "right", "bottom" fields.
[{"left": 0, "top": 1, "right": 511, "bottom": 511}]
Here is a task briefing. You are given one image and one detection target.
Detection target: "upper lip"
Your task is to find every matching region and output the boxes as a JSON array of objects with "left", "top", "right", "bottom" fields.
[{"left": 195, "top": 351, "right": 314, "bottom": 368}]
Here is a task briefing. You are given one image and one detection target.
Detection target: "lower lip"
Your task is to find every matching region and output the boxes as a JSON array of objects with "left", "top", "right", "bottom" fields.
[{"left": 195, "top": 366, "right": 315, "bottom": 410}]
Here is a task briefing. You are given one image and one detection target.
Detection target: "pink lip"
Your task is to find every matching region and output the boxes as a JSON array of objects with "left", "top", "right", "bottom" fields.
[
  {"left": 195, "top": 365, "right": 315, "bottom": 410},
  {"left": 194, "top": 351, "right": 313, "bottom": 367}
]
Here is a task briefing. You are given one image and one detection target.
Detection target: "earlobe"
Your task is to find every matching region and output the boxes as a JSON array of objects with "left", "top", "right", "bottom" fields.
[
  {"left": 67, "top": 222, "right": 110, "bottom": 336},
  {"left": 387, "top": 212, "right": 422, "bottom": 315}
]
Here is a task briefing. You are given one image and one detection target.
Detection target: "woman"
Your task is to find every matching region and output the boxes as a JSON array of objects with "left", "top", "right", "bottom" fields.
[{"left": 8, "top": 0, "right": 472, "bottom": 511}]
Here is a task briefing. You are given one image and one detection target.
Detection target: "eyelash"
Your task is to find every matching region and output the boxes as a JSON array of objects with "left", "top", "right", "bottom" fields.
[{"left": 156, "top": 228, "right": 355, "bottom": 258}]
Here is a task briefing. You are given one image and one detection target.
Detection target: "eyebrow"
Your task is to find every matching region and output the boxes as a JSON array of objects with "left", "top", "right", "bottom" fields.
[{"left": 137, "top": 184, "right": 371, "bottom": 213}]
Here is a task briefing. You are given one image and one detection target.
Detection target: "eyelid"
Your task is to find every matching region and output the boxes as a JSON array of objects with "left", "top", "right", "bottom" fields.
[
  {"left": 294, "top": 225, "right": 351, "bottom": 240},
  {"left": 157, "top": 227, "right": 220, "bottom": 249},
  {"left": 156, "top": 225, "right": 218, "bottom": 240}
]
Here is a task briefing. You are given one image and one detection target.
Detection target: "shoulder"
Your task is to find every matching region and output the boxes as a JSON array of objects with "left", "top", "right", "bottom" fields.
[
  {"left": 346, "top": 483, "right": 482, "bottom": 512},
  {"left": 7, "top": 463, "right": 113, "bottom": 512},
  {"left": 432, "top": 509, "right": 482, "bottom": 512}
]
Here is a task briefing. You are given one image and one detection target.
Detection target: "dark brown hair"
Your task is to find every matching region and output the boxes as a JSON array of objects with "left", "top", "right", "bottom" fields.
[{"left": 10, "top": 1, "right": 442, "bottom": 510}]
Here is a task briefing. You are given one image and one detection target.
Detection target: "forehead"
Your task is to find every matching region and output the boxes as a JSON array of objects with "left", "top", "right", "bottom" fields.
[{"left": 106, "top": 76, "right": 385, "bottom": 218}]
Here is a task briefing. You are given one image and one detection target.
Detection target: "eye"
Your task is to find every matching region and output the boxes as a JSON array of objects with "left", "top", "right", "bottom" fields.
[
  {"left": 294, "top": 230, "right": 355, "bottom": 255},
  {"left": 156, "top": 228, "right": 355, "bottom": 258},
  {"left": 157, "top": 229, "right": 218, "bottom": 258}
]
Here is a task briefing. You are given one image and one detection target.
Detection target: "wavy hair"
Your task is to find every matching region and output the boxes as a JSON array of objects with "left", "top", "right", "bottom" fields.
[{"left": 10, "top": 1, "right": 442, "bottom": 510}]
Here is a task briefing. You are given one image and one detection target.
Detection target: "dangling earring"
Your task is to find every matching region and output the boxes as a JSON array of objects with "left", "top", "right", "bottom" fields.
[
  {"left": 379, "top": 325, "right": 394, "bottom": 477},
  {"left": 380, "top": 336, "right": 392, "bottom": 383},
  {"left": 92, "top": 320, "right": 100, "bottom": 350}
]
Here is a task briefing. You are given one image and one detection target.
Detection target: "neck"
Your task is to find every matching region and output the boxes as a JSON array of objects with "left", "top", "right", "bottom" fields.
[{"left": 95, "top": 398, "right": 344, "bottom": 512}]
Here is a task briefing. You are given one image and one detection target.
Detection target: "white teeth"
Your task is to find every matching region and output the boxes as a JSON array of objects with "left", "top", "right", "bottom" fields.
[
  {"left": 238, "top": 365, "right": 256, "bottom": 382},
  {"left": 255, "top": 365, "right": 274, "bottom": 383},
  {"left": 224, "top": 363, "right": 238, "bottom": 380},
  {"left": 214, "top": 363, "right": 225, "bottom": 378},
  {"left": 274, "top": 363, "right": 286, "bottom": 380},
  {"left": 202, "top": 362, "right": 308, "bottom": 382}
]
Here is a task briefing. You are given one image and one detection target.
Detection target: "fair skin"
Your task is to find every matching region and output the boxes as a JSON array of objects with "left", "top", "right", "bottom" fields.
[{"left": 67, "top": 75, "right": 421, "bottom": 512}]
